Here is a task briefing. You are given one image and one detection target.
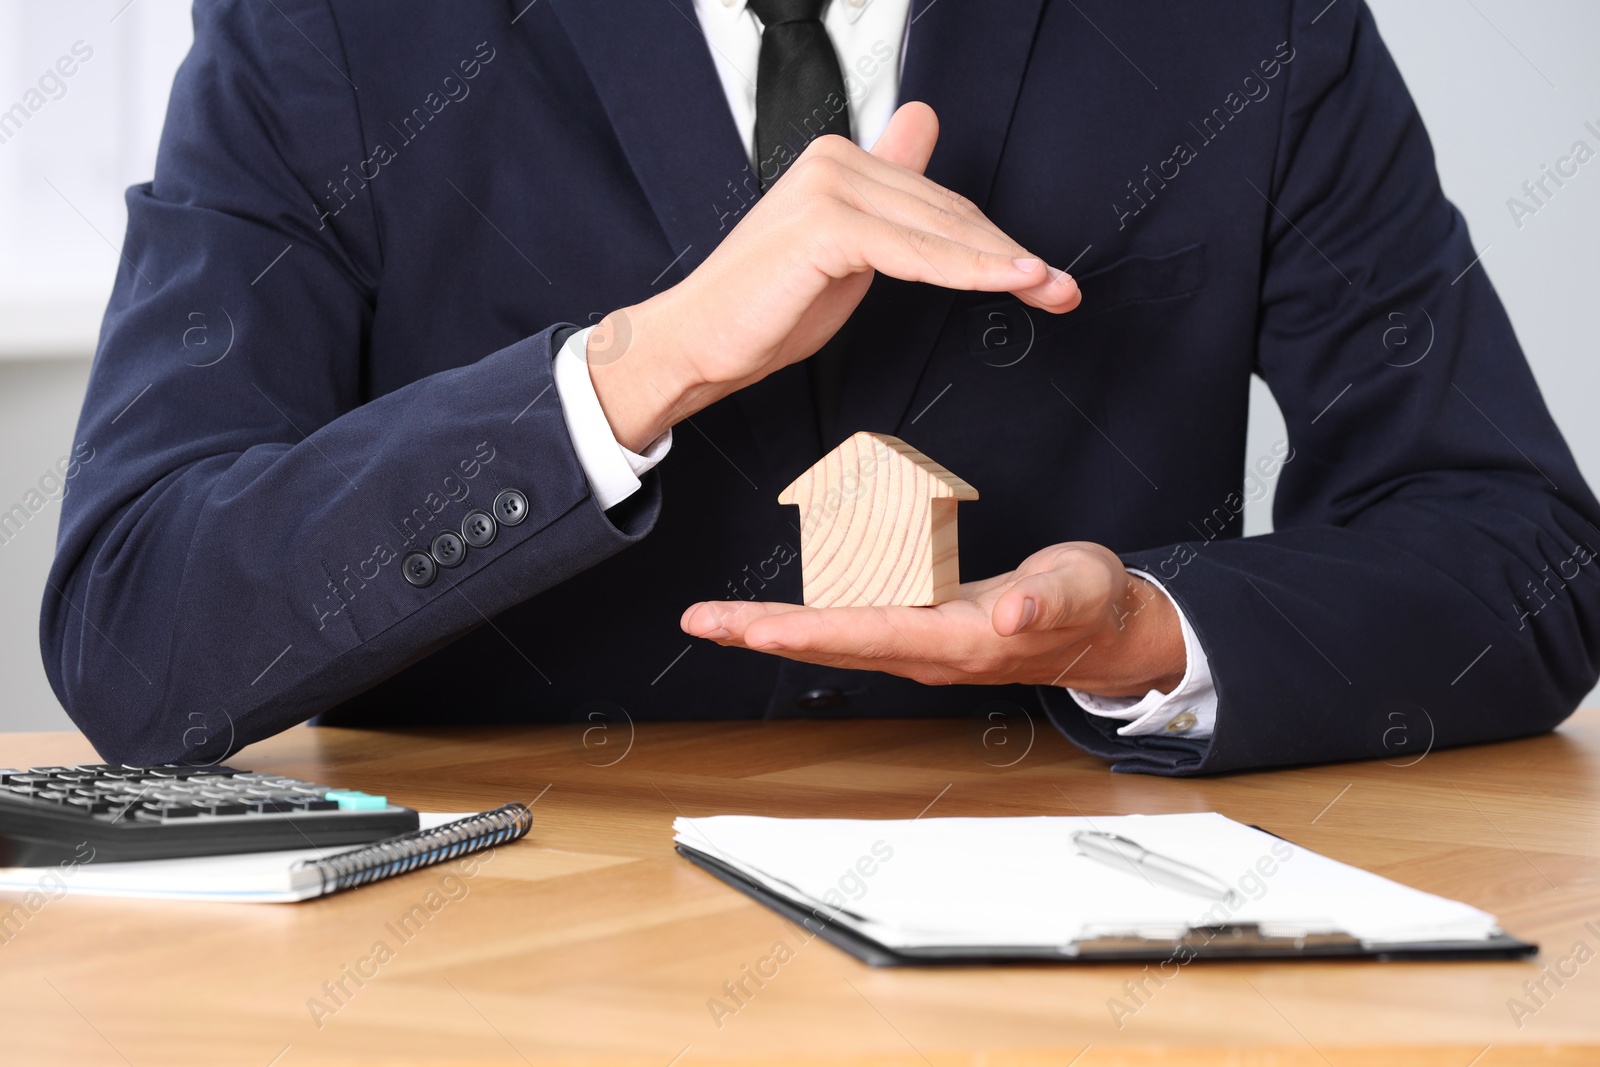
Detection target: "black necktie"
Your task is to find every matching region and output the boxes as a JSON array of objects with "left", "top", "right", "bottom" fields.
[
  {"left": 748, "top": 0, "right": 853, "bottom": 445},
  {"left": 749, "top": 0, "right": 852, "bottom": 190}
]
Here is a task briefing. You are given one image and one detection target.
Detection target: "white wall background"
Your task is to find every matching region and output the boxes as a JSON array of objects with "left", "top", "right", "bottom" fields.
[
  {"left": 0, "top": 0, "right": 194, "bottom": 732},
  {"left": 0, "top": 0, "right": 1595, "bottom": 732}
]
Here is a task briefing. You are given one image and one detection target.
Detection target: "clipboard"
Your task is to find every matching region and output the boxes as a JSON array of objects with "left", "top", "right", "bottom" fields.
[{"left": 675, "top": 841, "right": 1537, "bottom": 967}]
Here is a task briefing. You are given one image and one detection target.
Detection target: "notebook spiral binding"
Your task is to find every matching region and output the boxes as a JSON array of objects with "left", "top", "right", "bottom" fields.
[{"left": 295, "top": 802, "right": 533, "bottom": 897}]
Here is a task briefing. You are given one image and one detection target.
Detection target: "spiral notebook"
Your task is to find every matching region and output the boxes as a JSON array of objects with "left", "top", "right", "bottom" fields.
[{"left": 0, "top": 804, "right": 532, "bottom": 903}]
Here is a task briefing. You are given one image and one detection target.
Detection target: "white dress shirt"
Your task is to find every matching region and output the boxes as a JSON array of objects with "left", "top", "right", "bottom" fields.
[{"left": 549, "top": 0, "right": 1219, "bottom": 740}]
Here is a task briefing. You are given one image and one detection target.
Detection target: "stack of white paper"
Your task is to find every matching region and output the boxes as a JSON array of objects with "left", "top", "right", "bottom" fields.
[{"left": 673, "top": 812, "right": 1501, "bottom": 951}]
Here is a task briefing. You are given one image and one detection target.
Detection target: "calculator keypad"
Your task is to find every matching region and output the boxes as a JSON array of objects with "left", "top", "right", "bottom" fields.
[{"left": 0, "top": 764, "right": 386, "bottom": 823}]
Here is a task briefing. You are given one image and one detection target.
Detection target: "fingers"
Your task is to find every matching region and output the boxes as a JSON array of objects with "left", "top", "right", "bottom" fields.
[
  {"left": 991, "top": 571, "right": 1072, "bottom": 637},
  {"left": 790, "top": 137, "right": 1081, "bottom": 312},
  {"left": 868, "top": 101, "right": 938, "bottom": 173},
  {"left": 834, "top": 177, "right": 1027, "bottom": 259},
  {"left": 843, "top": 143, "right": 1039, "bottom": 265},
  {"left": 685, "top": 600, "right": 929, "bottom": 654},
  {"left": 835, "top": 213, "right": 1072, "bottom": 301},
  {"left": 742, "top": 604, "right": 938, "bottom": 657},
  {"left": 1014, "top": 267, "right": 1082, "bottom": 312},
  {"left": 680, "top": 600, "right": 812, "bottom": 641},
  {"left": 990, "top": 547, "right": 1123, "bottom": 637},
  {"left": 833, "top": 180, "right": 1080, "bottom": 310},
  {"left": 684, "top": 598, "right": 985, "bottom": 673}
]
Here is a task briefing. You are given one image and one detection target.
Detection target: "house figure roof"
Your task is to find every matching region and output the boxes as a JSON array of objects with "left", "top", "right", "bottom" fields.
[{"left": 778, "top": 432, "right": 979, "bottom": 608}]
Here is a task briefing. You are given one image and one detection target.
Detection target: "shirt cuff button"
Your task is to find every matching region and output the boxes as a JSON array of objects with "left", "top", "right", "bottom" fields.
[{"left": 1165, "top": 711, "right": 1198, "bottom": 734}]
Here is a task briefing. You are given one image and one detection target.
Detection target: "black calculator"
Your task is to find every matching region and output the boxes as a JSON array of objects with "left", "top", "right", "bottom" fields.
[{"left": 0, "top": 763, "right": 419, "bottom": 865}]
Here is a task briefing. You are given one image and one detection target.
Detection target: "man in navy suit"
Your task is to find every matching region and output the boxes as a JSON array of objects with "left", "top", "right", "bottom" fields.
[{"left": 42, "top": 0, "right": 1600, "bottom": 775}]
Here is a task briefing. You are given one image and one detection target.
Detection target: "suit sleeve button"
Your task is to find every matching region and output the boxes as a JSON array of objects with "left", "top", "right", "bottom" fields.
[
  {"left": 430, "top": 531, "right": 467, "bottom": 568},
  {"left": 460, "top": 509, "right": 497, "bottom": 548},
  {"left": 401, "top": 551, "right": 437, "bottom": 588},
  {"left": 493, "top": 488, "right": 529, "bottom": 527}
]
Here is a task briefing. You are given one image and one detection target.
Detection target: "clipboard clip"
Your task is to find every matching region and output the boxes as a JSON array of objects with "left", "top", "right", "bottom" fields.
[{"left": 1064, "top": 923, "right": 1364, "bottom": 959}]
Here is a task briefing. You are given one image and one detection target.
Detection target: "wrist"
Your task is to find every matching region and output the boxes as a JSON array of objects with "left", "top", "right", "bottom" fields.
[
  {"left": 586, "top": 298, "right": 720, "bottom": 453},
  {"left": 1084, "top": 574, "right": 1186, "bottom": 696}
]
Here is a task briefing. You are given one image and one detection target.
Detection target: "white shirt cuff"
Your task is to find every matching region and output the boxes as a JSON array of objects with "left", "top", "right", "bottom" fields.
[
  {"left": 551, "top": 325, "right": 672, "bottom": 511},
  {"left": 1066, "top": 568, "right": 1217, "bottom": 740}
]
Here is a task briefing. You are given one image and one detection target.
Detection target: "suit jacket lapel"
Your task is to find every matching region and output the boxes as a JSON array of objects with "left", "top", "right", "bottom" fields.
[
  {"left": 548, "top": 0, "right": 824, "bottom": 490},
  {"left": 547, "top": 0, "right": 753, "bottom": 280},
  {"left": 832, "top": 0, "right": 1049, "bottom": 444}
]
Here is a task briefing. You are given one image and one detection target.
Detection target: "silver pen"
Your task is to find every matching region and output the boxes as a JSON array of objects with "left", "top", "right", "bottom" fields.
[{"left": 1071, "top": 830, "right": 1243, "bottom": 906}]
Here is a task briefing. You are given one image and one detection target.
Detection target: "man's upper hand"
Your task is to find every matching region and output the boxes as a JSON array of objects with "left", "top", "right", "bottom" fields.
[
  {"left": 680, "top": 542, "right": 1186, "bottom": 696},
  {"left": 585, "top": 101, "right": 1082, "bottom": 452}
]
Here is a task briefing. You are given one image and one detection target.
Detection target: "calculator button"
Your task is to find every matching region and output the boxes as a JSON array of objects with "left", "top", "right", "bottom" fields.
[
  {"left": 139, "top": 803, "right": 200, "bottom": 820},
  {"left": 324, "top": 790, "right": 387, "bottom": 811},
  {"left": 196, "top": 802, "right": 249, "bottom": 817}
]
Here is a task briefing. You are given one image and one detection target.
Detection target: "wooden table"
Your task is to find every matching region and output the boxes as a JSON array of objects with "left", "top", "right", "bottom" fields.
[{"left": 5, "top": 708, "right": 1600, "bottom": 1066}]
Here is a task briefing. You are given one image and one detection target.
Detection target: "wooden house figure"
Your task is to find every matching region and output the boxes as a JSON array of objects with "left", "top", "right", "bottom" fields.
[{"left": 779, "top": 432, "right": 979, "bottom": 608}]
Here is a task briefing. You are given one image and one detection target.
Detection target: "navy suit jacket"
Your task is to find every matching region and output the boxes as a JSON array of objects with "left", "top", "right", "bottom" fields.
[{"left": 43, "top": 0, "right": 1600, "bottom": 774}]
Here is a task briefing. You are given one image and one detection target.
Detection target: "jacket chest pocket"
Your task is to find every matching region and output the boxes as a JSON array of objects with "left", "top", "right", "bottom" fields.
[{"left": 965, "top": 242, "right": 1208, "bottom": 365}]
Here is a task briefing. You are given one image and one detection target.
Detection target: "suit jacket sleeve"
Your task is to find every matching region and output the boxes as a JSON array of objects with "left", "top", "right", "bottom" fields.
[
  {"left": 1041, "top": 0, "right": 1600, "bottom": 774},
  {"left": 39, "top": 0, "right": 658, "bottom": 764}
]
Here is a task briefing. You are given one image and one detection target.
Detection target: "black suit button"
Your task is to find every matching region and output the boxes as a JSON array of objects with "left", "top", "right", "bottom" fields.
[
  {"left": 493, "top": 488, "right": 529, "bottom": 527},
  {"left": 401, "top": 551, "right": 437, "bottom": 588},
  {"left": 460, "top": 509, "right": 497, "bottom": 548},
  {"left": 430, "top": 530, "right": 466, "bottom": 568},
  {"left": 795, "top": 688, "right": 846, "bottom": 711}
]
